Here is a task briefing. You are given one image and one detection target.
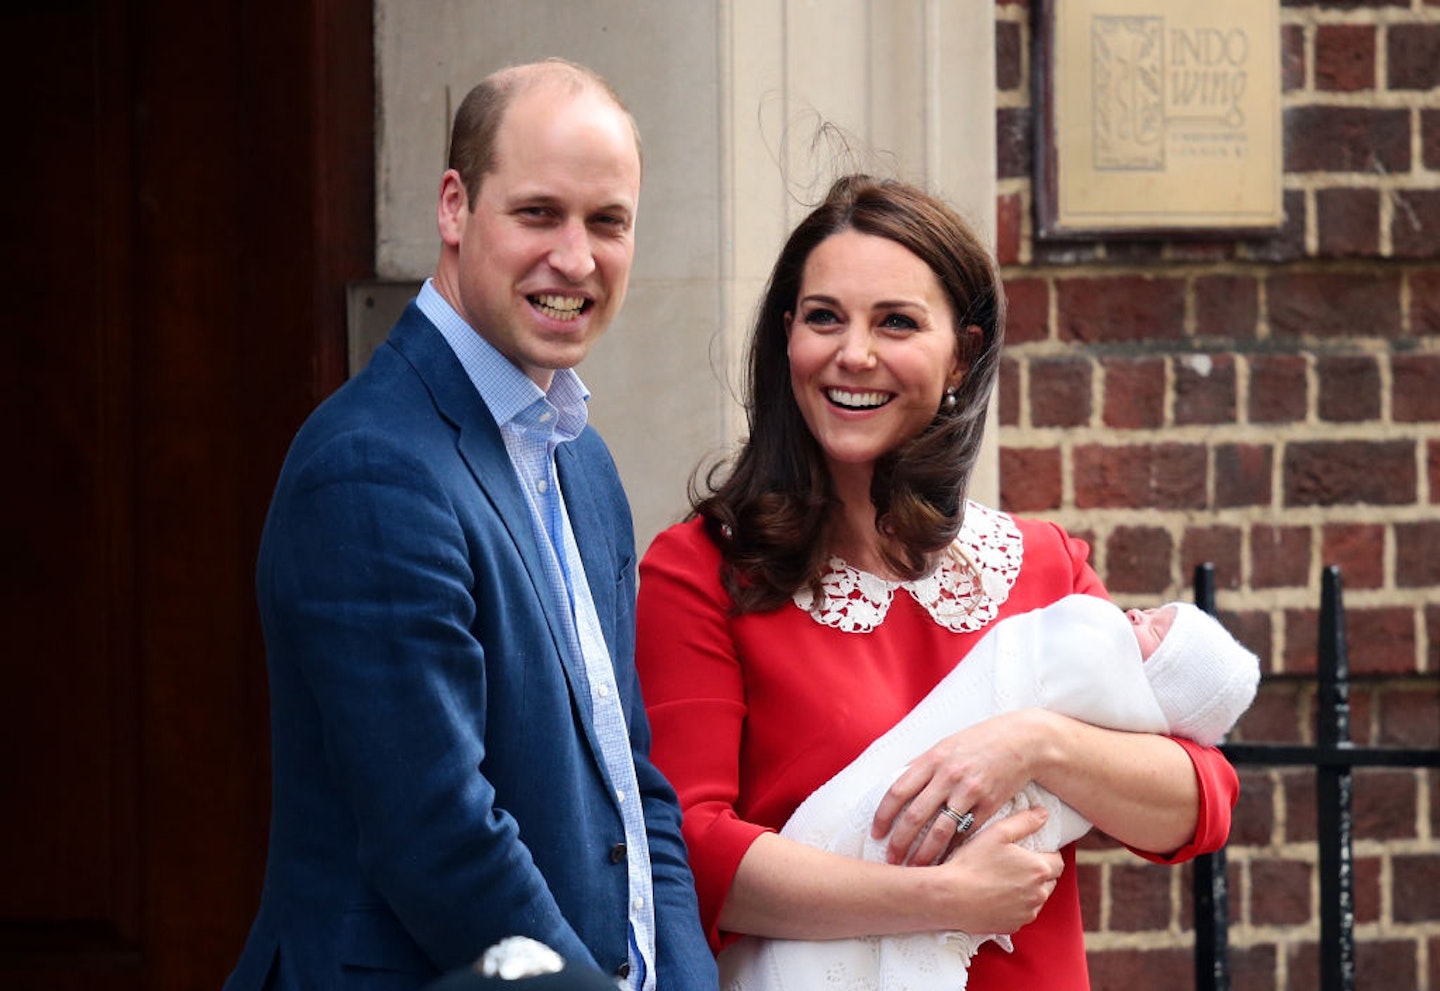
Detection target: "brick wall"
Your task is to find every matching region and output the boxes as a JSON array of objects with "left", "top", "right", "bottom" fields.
[{"left": 995, "top": 2, "right": 1440, "bottom": 989}]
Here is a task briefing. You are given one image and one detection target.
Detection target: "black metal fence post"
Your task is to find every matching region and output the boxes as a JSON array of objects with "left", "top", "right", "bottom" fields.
[
  {"left": 1315, "top": 566, "right": 1355, "bottom": 991},
  {"left": 1192, "top": 564, "right": 1229, "bottom": 991}
]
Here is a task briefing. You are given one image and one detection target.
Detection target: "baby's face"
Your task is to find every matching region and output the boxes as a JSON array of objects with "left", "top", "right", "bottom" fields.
[{"left": 1126, "top": 605, "right": 1177, "bottom": 661}]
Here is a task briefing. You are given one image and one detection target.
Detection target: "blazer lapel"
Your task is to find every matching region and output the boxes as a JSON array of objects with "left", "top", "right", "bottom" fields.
[{"left": 384, "top": 306, "right": 602, "bottom": 744}]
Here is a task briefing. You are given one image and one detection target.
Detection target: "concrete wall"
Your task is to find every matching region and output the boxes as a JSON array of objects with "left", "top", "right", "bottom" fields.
[{"left": 375, "top": 0, "right": 996, "bottom": 550}]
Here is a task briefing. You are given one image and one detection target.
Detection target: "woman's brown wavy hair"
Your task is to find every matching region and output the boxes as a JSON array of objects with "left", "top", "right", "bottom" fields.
[{"left": 693, "top": 175, "right": 1005, "bottom": 613}]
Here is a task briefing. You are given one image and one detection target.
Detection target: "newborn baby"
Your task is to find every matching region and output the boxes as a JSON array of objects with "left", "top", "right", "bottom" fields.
[{"left": 720, "top": 594, "right": 1261, "bottom": 991}]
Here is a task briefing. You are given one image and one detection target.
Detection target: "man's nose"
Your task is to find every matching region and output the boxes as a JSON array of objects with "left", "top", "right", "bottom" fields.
[{"left": 548, "top": 220, "right": 597, "bottom": 281}]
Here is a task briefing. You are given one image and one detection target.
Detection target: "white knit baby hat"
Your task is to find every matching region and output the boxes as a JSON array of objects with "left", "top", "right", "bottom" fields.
[{"left": 1144, "top": 603, "right": 1261, "bottom": 747}]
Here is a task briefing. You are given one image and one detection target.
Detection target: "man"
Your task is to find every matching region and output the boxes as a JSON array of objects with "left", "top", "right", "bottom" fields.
[{"left": 225, "top": 60, "right": 718, "bottom": 991}]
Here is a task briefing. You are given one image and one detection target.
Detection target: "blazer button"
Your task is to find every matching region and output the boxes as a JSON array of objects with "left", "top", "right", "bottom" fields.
[
  {"left": 615, "top": 961, "right": 631, "bottom": 979},
  {"left": 609, "top": 842, "right": 628, "bottom": 864}
]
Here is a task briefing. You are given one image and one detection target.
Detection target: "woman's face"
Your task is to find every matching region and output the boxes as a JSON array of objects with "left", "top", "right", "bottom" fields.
[{"left": 785, "top": 229, "right": 963, "bottom": 485}]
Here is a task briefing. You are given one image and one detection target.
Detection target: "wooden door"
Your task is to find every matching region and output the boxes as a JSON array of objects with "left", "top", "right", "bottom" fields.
[{"left": 0, "top": 2, "right": 373, "bottom": 987}]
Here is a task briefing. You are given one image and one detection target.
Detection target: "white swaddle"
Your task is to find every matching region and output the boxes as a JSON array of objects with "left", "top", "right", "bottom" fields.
[{"left": 719, "top": 594, "right": 1258, "bottom": 991}]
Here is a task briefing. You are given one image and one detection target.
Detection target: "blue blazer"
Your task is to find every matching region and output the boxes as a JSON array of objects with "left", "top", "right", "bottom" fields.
[{"left": 226, "top": 305, "right": 717, "bottom": 991}]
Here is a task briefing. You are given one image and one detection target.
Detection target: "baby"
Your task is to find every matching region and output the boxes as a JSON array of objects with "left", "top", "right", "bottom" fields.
[{"left": 720, "top": 594, "right": 1261, "bottom": 991}]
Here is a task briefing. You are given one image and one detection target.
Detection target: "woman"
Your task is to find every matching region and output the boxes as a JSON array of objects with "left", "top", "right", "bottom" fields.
[{"left": 635, "top": 176, "right": 1237, "bottom": 989}]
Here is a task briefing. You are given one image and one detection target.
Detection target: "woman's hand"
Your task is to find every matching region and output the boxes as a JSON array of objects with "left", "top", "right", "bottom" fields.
[
  {"left": 871, "top": 708, "right": 1056, "bottom": 866},
  {"left": 930, "top": 806, "right": 1064, "bottom": 935}
]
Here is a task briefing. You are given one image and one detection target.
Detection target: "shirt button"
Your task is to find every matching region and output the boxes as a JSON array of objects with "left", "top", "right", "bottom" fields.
[
  {"left": 609, "top": 842, "right": 628, "bottom": 863},
  {"left": 536, "top": 479, "right": 548, "bottom": 494},
  {"left": 616, "top": 789, "right": 626, "bottom": 805},
  {"left": 596, "top": 683, "right": 610, "bottom": 698},
  {"left": 539, "top": 411, "right": 553, "bottom": 423},
  {"left": 633, "top": 896, "right": 645, "bottom": 911}
]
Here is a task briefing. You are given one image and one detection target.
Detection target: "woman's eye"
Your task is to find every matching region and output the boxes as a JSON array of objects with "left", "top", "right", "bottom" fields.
[
  {"left": 804, "top": 308, "right": 840, "bottom": 326},
  {"left": 881, "top": 313, "right": 919, "bottom": 330}
]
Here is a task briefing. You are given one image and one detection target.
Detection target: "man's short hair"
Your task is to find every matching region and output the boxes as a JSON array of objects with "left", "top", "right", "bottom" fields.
[{"left": 446, "top": 58, "right": 642, "bottom": 206}]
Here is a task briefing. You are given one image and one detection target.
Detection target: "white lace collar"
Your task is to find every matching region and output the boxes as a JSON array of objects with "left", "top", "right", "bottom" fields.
[{"left": 791, "top": 501, "right": 1023, "bottom": 634}]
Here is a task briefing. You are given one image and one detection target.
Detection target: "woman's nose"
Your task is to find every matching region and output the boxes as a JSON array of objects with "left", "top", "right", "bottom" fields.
[{"left": 835, "top": 328, "right": 876, "bottom": 369}]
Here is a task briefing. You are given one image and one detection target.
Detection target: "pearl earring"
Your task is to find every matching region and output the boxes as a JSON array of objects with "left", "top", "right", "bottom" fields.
[{"left": 943, "top": 387, "right": 958, "bottom": 409}]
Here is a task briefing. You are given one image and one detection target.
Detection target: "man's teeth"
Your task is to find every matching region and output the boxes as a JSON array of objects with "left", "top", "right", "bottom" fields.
[
  {"left": 532, "top": 294, "right": 586, "bottom": 321},
  {"left": 826, "top": 388, "right": 891, "bottom": 409}
]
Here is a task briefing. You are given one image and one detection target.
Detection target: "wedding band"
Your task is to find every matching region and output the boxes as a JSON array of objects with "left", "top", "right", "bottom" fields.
[{"left": 939, "top": 805, "right": 975, "bottom": 833}]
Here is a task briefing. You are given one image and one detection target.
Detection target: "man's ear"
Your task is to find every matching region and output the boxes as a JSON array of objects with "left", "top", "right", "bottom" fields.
[{"left": 437, "top": 169, "right": 470, "bottom": 247}]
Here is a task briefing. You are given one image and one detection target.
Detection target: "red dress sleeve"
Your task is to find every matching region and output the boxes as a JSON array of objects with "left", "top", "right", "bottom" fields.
[
  {"left": 1131, "top": 737, "right": 1239, "bottom": 864},
  {"left": 636, "top": 521, "right": 765, "bottom": 949}
]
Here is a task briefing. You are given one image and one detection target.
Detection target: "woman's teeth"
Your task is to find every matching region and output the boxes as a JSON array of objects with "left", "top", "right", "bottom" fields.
[{"left": 826, "top": 388, "right": 891, "bottom": 410}]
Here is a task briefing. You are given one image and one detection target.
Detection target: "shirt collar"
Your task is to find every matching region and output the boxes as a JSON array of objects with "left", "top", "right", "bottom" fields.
[{"left": 417, "top": 278, "right": 590, "bottom": 438}]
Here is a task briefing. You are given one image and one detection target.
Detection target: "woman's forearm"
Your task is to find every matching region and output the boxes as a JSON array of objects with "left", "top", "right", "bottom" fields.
[{"left": 1028, "top": 710, "right": 1200, "bottom": 855}]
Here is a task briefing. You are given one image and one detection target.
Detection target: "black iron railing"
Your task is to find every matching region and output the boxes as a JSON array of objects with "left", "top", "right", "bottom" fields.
[{"left": 1191, "top": 564, "right": 1440, "bottom": 991}]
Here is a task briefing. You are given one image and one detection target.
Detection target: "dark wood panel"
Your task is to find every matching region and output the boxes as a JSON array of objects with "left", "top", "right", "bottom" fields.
[{"left": 0, "top": 0, "right": 373, "bottom": 987}]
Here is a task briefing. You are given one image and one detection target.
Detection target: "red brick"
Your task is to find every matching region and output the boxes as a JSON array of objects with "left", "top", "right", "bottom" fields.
[
  {"left": 999, "top": 354, "right": 1020, "bottom": 426},
  {"left": 1397, "top": 521, "right": 1440, "bottom": 585},
  {"left": 1283, "top": 439, "right": 1416, "bottom": 507},
  {"left": 1353, "top": 854, "right": 1382, "bottom": 923},
  {"left": 1354, "top": 768, "right": 1419, "bottom": 839},
  {"left": 1429, "top": 604, "right": 1440, "bottom": 671},
  {"left": 1283, "top": 608, "right": 1320, "bottom": 675},
  {"left": 1031, "top": 356, "right": 1093, "bottom": 427},
  {"left": 995, "top": 18, "right": 1023, "bottom": 91},
  {"left": 1377, "top": 685, "right": 1440, "bottom": 748},
  {"left": 1353, "top": 940, "right": 1418, "bottom": 991},
  {"left": 1424, "top": 109, "right": 1440, "bottom": 171},
  {"left": 1002, "top": 276, "right": 1048, "bottom": 344},
  {"left": 1075, "top": 860, "right": 1102, "bottom": 930},
  {"left": 1431, "top": 934, "right": 1440, "bottom": 991},
  {"left": 1057, "top": 276, "right": 1186, "bottom": 344},
  {"left": 1247, "top": 354, "right": 1307, "bottom": 424},
  {"left": 1109, "top": 862, "right": 1173, "bottom": 931},
  {"left": 1350, "top": 683, "right": 1375, "bottom": 745},
  {"left": 1175, "top": 354, "right": 1237, "bottom": 425},
  {"left": 999, "top": 446, "right": 1062, "bottom": 513},
  {"left": 1074, "top": 443, "right": 1208, "bottom": 510},
  {"left": 1281, "top": 23, "right": 1305, "bottom": 92},
  {"left": 1316, "top": 24, "right": 1376, "bottom": 91},
  {"left": 1249, "top": 858, "right": 1312, "bottom": 925},
  {"left": 1241, "top": 189, "right": 1306, "bottom": 264},
  {"left": 1347, "top": 606, "right": 1419, "bottom": 675},
  {"left": 996, "top": 191, "right": 1022, "bottom": 267},
  {"left": 1267, "top": 271, "right": 1402, "bottom": 340},
  {"left": 1283, "top": 106, "right": 1410, "bottom": 173},
  {"left": 1237, "top": 684, "right": 1303, "bottom": 742},
  {"left": 1101, "top": 356, "right": 1165, "bottom": 430},
  {"left": 1251, "top": 524, "right": 1310, "bottom": 589},
  {"left": 1283, "top": 768, "right": 1318, "bottom": 842},
  {"left": 1181, "top": 526, "right": 1242, "bottom": 591},
  {"left": 1412, "top": 268, "right": 1440, "bottom": 336},
  {"left": 1430, "top": 440, "right": 1440, "bottom": 505},
  {"left": 997, "top": 106, "right": 1030, "bottom": 180},
  {"left": 1391, "top": 190, "right": 1440, "bottom": 259},
  {"left": 1086, "top": 946, "right": 1192, "bottom": 991},
  {"left": 1395, "top": 853, "right": 1440, "bottom": 920},
  {"left": 1215, "top": 444, "right": 1273, "bottom": 509},
  {"left": 1321, "top": 523, "right": 1384, "bottom": 589},
  {"left": 1316, "top": 353, "right": 1380, "bottom": 422},
  {"left": 1230, "top": 769, "right": 1275, "bottom": 845},
  {"left": 1105, "top": 526, "right": 1173, "bottom": 595},
  {"left": 1194, "top": 275, "right": 1258, "bottom": 338},
  {"left": 1226, "top": 944, "right": 1278, "bottom": 991},
  {"left": 1388, "top": 22, "right": 1440, "bottom": 90},
  {"left": 1393, "top": 352, "right": 1440, "bottom": 422},
  {"left": 1316, "top": 187, "right": 1380, "bottom": 257}
]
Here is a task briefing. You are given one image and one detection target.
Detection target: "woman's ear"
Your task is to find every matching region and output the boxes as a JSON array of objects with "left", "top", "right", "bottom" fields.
[
  {"left": 784, "top": 311, "right": 794, "bottom": 339},
  {"left": 949, "top": 323, "right": 984, "bottom": 384}
]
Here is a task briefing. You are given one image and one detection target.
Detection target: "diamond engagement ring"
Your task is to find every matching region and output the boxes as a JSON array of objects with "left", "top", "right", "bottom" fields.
[{"left": 939, "top": 805, "right": 975, "bottom": 834}]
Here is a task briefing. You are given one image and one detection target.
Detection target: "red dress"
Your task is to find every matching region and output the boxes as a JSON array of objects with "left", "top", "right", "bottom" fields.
[{"left": 635, "top": 505, "right": 1238, "bottom": 990}]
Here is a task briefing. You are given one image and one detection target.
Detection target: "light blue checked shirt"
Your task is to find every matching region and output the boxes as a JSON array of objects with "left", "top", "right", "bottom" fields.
[{"left": 417, "top": 281, "right": 657, "bottom": 991}]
